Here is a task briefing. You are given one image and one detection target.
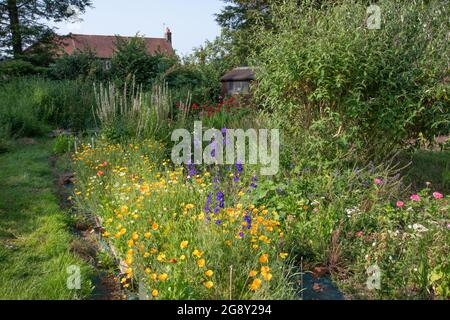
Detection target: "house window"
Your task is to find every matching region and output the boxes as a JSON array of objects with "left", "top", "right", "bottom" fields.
[
  {"left": 103, "top": 60, "right": 112, "bottom": 71},
  {"left": 227, "top": 81, "right": 250, "bottom": 95}
]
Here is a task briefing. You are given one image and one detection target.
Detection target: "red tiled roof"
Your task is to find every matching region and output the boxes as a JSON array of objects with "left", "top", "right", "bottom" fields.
[{"left": 55, "top": 34, "right": 174, "bottom": 58}]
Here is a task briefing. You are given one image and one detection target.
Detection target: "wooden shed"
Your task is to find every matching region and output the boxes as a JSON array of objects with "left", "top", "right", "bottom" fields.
[{"left": 220, "top": 67, "right": 255, "bottom": 97}]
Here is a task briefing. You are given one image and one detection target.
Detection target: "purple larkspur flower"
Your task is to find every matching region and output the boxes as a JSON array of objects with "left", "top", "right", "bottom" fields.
[
  {"left": 215, "top": 220, "right": 222, "bottom": 225},
  {"left": 239, "top": 232, "right": 244, "bottom": 238},
  {"left": 216, "top": 191, "right": 225, "bottom": 209},
  {"left": 243, "top": 214, "right": 252, "bottom": 230},
  {"left": 204, "top": 192, "right": 213, "bottom": 213},
  {"left": 235, "top": 163, "right": 244, "bottom": 174}
]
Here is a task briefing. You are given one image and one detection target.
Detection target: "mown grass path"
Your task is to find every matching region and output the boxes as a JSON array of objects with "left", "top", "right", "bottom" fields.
[{"left": 0, "top": 139, "right": 92, "bottom": 299}]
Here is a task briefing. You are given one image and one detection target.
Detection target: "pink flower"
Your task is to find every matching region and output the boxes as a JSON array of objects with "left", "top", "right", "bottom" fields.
[
  {"left": 433, "top": 192, "right": 443, "bottom": 199},
  {"left": 410, "top": 194, "right": 421, "bottom": 202},
  {"left": 396, "top": 201, "right": 404, "bottom": 208},
  {"left": 374, "top": 178, "right": 383, "bottom": 185}
]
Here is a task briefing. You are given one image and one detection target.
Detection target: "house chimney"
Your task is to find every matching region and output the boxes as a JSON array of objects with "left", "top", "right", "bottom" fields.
[{"left": 165, "top": 27, "right": 172, "bottom": 44}]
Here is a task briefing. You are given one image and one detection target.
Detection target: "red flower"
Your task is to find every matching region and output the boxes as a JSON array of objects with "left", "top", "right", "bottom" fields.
[{"left": 97, "top": 171, "right": 104, "bottom": 177}]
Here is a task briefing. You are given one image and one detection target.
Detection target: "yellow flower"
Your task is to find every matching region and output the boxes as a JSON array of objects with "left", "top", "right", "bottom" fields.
[
  {"left": 193, "top": 249, "right": 203, "bottom": 258},
  {"left": 144, "top": 232, "right": 152, "bottom": 239},
  {"left": 143, "top": 252, "right": 150, "bottom": 258},
  {"left": 127, "top": 240, "right": 135, "bottom": 247},
  {"left": 150, "top": 273, "right": 157, "bottom": 281},
  {"left": 151, "top": 289, "right": 159, "bottom": 297},
  {"left": 125, "top": 257, "right": 133, "bottom": 266},
  {"left": 261, "top": 266, "right": 270, "bottom": 273},
  {"left": 238, "top": 191, "right": 245, "bottom": 197},
  {"left": 249, "top": 270, "right": 258, "bottom": 277},
  {"left": 205, "top": 270, "right": 214, "bottom": 277},
  {"left": 279, "top": 253, "right": 289, "bottom": 259},
  {"left": 152, "top": 223, "right": 159, "bottom": 231},
  {"left": 180, "top": 255, "right": 186, "bottom": 261},
  {"left": 197, "top": 259, "right": 206, "bottom": 268},
  {"left": 180, "top": 241, "right": 189, "bottom": 249},
  {"left": 204, "top": 281, "right": 214, "bottom": 289},
  {"left": 158, "top": 273, "right": 168, "bottom": 281},
  {"left": 250, "top": 278, "right": 262, "bottom": 291},
  {"left": 132, "top": 232, "right": 139, "bottom": 241},
  {"left": 185, "top": 204, "right": 195, "bottom": 210},
  {"left": 259, "top": 254, "right": 269, "bottom": 264},
  {"left": 262, "top": 272, "right": 273, "bottom": 281},
  {"left": 119, "top": 228, "right": 126, "bottom": 235},
  {"left": 145, "top": 268, "right": 151, "bottom": 274},
  {"left": 157, "top": 253, "right": 166, "bottom": 262},
  {"left": 102, "top": 231, "right": 110, "bottom": 238}
]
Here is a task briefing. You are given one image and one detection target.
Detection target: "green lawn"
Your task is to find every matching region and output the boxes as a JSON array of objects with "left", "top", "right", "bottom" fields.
[{"left": 0, "top": 139, "right": 93, "bottom": 299}]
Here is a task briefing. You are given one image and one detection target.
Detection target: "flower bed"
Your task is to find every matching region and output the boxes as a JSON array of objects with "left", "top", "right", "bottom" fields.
[{"left": 72, "top": 140, "right": 294, "bottom": 300}]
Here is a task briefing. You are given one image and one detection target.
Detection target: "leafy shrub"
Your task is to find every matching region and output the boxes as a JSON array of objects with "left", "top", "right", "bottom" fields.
[
  {"left": 110, "top": 35, "right": 176, "bottom": 88},
  {"left": 49, "top": 50, "right": 104, "bottom": 81},
  {"left": 253, "top": 0, "right": 450, "bottom": 158},
  {"left": 0, "top": 59, "right": 45, "bottom": 78}
]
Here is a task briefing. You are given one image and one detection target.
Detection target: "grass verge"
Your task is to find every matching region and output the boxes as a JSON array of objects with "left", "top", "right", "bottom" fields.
[{"left": 0, "top": 139, "right": 93, "bottom": 299}]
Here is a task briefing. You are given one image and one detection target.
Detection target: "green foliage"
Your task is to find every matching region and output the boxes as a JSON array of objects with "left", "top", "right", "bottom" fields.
[
  {"left": 0, "top": 59, "right": 45, "bottom": 78},
  {"left": 50, "top": 50, "right": 104, "bottom": 81},
  {"left": 110, "top": 35, "right": 177, "bottom": 88},
  {"left": 253, "top": 0, "right": 450, "bottom": 159},
  {"left": 0, "top": 0, "right": 93, "bottom": 57},
  {"left": 401, "top": 150, "right": 450, "bottom": 193},
  {"left": 0, "top": 77, "right": 96, "bottom": 137},
  {"left": 53, "top": 134, "right": 74, "bottom": 155},
  {"left": 0, "top": 121, "right": 12, "bottom": 153}
]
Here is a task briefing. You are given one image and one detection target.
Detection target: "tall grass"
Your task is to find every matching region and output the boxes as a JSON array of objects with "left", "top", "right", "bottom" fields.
[
  {"left": 94, "top": 81, "right": 173, "bottom": 141},
  {"left": 0, "top": 77, "right": 96, "bottom": 142}
]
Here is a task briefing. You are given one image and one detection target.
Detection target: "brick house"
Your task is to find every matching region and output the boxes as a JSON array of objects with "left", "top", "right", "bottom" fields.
[{"left": 53, "top": 28, "right": 174, "bottom": 69}]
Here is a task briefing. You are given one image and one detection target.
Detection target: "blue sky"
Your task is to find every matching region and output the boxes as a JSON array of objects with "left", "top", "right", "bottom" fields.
[{"left": 55, "top": 0, "right": 224, "bottom": 56}]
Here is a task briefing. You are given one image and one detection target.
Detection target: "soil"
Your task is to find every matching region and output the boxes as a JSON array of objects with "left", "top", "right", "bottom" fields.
[{"left": 49, "top": 154, "right": 122, "bottom": 300}]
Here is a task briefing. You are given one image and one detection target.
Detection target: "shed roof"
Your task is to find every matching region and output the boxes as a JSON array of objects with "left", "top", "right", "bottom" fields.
[{"left": 220, "top": 67, "right": 255, "bottom": 82}]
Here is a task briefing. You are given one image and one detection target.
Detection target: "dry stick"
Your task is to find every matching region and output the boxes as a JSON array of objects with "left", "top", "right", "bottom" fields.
[
  {"left": 74, "top": 137, "right": 78, "bottom": 154},
  {"left": 300, "top": 256, "right": 304, "bottom": 300},
  {"left": 229, "top": 265, "right": 233, "bottom": 300}
]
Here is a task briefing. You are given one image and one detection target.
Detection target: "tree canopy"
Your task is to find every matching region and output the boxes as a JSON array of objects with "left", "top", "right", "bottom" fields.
[{"left": 0, "top": 0, "right": 92, "bottom": 58}]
